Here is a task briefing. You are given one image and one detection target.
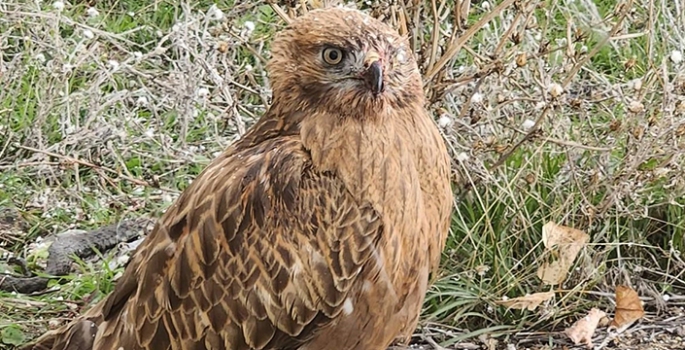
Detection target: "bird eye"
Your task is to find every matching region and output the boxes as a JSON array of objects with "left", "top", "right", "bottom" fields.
[{"left": 322, "top": 47, "right": 344, "bottom": 65}]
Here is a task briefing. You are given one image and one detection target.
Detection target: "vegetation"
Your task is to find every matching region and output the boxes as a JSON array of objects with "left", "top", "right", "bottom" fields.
[{"left": 1, "top": 0, "right": 683, "bottom": 348}]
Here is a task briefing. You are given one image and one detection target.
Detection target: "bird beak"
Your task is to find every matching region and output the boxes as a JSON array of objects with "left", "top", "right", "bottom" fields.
[{"left": 363, "top": 51, "right": 384, "bottom": 95}]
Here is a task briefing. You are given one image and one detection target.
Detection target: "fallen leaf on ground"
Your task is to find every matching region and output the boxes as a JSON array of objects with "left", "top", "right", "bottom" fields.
[
  {"left": 495, "top": 291, "right": 554, "bottom": 311},
  {"left": 610, "top": 285, "right": 644, "bottom": 331},
  {"left": 564, "top": 308, "right": 607, "bottom": 348},
  {"left": 537, "top": 259, "right": 568, "bottom": 286},
  {"left": 536, "top": 221, "right": 589, "bottom": 285}
]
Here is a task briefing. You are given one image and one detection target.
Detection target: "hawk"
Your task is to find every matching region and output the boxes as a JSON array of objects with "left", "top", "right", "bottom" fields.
[{"left": 23, "top": 6, "right": 453, "bottom": 350}]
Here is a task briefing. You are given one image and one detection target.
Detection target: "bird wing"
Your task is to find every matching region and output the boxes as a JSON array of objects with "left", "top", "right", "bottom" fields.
[{"left": 93, "top": 135, "right": 384, "bottom": 350}]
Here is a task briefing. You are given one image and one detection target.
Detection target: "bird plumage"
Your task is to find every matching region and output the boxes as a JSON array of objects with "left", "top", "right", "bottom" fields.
[{"left": 23, "top": 6, "right": 452, "bottom": 350}]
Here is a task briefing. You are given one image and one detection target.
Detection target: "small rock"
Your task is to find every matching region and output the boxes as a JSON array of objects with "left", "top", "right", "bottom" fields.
[
  {"left": 521, "top": 119, "right": 536, "bottom": 131},
  {"left": 82, "top": 29, "right": 94, "bottom": 39}
]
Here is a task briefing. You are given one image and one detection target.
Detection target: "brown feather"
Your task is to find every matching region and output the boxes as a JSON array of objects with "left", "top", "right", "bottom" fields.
[{"left": 22, "top": 6, "right": 452, "bottom": 350}]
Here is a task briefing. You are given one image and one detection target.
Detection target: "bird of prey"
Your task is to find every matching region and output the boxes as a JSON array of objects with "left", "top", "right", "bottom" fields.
[{"left": 23, "top": 6, "right": 453, "bottom": 350}]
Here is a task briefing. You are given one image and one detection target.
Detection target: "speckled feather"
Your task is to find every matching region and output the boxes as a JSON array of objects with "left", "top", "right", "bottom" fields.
[{"left": 22, "top": 7, "right": 452, "bottom": 350}]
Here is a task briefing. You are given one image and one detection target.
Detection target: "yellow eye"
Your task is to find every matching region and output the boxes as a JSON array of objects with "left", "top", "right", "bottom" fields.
[{"left": 322, "top": 47, "right": 344, "bottom": 65}]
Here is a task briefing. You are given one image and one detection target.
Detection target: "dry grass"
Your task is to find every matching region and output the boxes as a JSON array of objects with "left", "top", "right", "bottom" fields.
[{"left": 1, "top": 0, "right": 685, "bottom": 348}]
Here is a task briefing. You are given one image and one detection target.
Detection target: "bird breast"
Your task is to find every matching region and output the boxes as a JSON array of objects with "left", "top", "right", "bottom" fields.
[{"left": 300, "top": 110, "right": 431, "bottom": 280}]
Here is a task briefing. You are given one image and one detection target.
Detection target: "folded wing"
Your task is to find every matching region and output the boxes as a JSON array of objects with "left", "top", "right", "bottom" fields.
[{"left": 89, "top": 136, "right": 384, "bottom": 350}]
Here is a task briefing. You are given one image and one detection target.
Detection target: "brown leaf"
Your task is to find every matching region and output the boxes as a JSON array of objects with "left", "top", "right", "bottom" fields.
[
  {"left": 495, "top": 291, "right": 554, "bottom": 311},
  {"left": 516, "top": 52, "right": 527, "bottom": 67},
  {"left": 564, "top": 308, "right": 607, "bottom": 349},
  {"left": 536, "top": 222, "right": 589, "bottom": 285},
  {"left": 540, "top": 221, "right": 589, "bottom": 252},
  {"left": 537, "top": 260, "right": 568, "bottom": 285},
  {"left": 610, "top": 285, "right": 644, "bottom": 330}
]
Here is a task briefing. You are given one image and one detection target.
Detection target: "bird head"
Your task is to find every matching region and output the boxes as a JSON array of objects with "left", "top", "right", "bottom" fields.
[{"left": 267, "top": 7, "right": 424, "bottom": 117}]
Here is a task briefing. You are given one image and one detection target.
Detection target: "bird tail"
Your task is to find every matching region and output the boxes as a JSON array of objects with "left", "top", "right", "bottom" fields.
[{"left": 21, "top": 303, "right": 105, "bottom": 350}]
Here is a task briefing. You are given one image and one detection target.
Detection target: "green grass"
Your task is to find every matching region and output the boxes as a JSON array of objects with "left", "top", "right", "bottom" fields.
[{"left": 1, "top": 0, "right": 684, "bottom": 348}]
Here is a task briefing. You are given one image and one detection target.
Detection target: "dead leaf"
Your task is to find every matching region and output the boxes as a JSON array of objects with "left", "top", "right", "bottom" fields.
[
  {"left": 598, "top": 314, "right": 612, "bottom": 327},
  {"left": 564, "top": 308, "right": 607, "bottom": 349},
  {"left": 516, "top": 52, "right": 527, "bottom": 67},
  {"left": 540, "top": 221, "right": 589, "bottom": 253},
  {"left": 536, "top": 222, "right": 589, "bottom": 285},
  {"left": 477, "top": 334, "right": 498, "bottom": 350},
  {"left": 537, "top": 260, "right": 568, "bottom": 286},
  {"left": 495, "top": 291, "right": 554, "bottom": 311},
  {"left": 610, "top": 285, "right": 644, "bottom": 331}
]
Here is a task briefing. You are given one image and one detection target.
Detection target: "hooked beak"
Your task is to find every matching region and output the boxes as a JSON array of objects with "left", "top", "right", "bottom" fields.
[{"left": 362, "top": 51, "right": 384, "bottom": 95}]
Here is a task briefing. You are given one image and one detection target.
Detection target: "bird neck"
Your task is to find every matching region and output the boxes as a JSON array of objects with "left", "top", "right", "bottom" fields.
[{"left": 299, "top": 108, "right": 421, "bottom": 203}]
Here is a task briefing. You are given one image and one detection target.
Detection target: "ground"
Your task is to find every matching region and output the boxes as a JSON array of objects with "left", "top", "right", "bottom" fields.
[{"left": 1, "top": 0, "right": 684, "bottom": 349}]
